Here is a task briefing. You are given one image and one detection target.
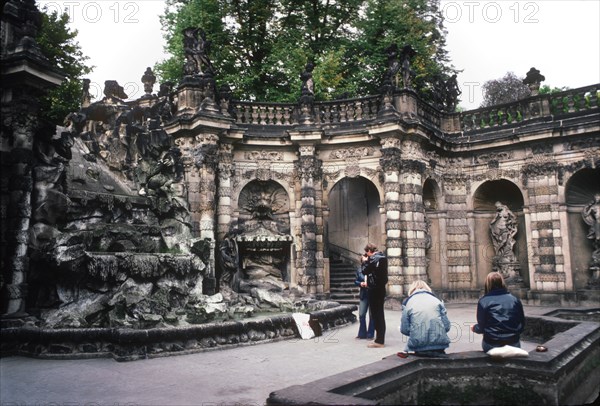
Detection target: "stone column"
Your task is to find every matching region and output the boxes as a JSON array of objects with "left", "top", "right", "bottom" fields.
[
  {"left": 442, "top": 161, "right": 473, "bottom": 291},
  {"left": 216, "top": 143, "right": 234, "bottom": 241},
  {"left": 294, "top": 145, "right": 323, "bottom": 295},
  {"left": 398, "top": 141, "right": 429, "bottom": 289},
  {"left": 379, "top": 138, "right": 404, "bottom": 296},
  {"left": 523, "top": 160, "right": 567, "bottom": 293}
]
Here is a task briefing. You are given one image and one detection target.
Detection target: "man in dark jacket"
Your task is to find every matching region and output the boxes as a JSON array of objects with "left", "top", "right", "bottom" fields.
[
  {"left": 472, "top": 272, "right": 525, "bottom": 352},
  {"left": 361, "top": 243, "right": 388, "bottom": 348}
]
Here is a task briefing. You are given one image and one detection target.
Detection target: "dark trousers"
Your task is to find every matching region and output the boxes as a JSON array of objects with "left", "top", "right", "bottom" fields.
[{"left": 368, "top": 288, "right": 386, "bottom": 344}]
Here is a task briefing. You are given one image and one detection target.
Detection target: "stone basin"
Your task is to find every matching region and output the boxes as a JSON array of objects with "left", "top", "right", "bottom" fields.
[
  {"left": 0, "top": 304, "right": 356, "bottom": 362},
  {"left": 267, "top": 308, "right": 600, "bottom": 405}
]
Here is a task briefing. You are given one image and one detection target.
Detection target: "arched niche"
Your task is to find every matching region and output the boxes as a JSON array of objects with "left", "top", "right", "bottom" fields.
[
  {"left": 327, "top": 177, "right": 381, "bottom": 264},
  {"left": 233, "top": 179, "right": 292, "bottom": 287},
  {"left": 565, "top": 167, "right": 600, "bottom": 289},
  {"left": 423, "top": 178, "right": 442, "bottom": 290},
  {"left": 472, "top": 179, "right": 528, "bottom": 288}
]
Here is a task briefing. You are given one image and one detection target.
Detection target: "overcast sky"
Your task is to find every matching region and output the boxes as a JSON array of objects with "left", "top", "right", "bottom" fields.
[{"left": 37, "top": 0, "right": 600, "bottom": 110}]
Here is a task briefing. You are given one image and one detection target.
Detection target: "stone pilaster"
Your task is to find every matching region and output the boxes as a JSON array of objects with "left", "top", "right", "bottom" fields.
[
  {"left": 442, "top": 161, "right": 473, "bottom": 290},
  {"left": 398, "top": 158, "right": 428, "bottom": 286},
  {"left": 294, "top": 145, "right": 323, "bottom": 294},
  {"left": 216, "top": 143, "right": 234, "bottom": 240},
  {"left": 379, "top": 138, "right": 403, "bottom": 295},
  {"left": 523, "top": 159, "right": 568, "bottom": 291}
]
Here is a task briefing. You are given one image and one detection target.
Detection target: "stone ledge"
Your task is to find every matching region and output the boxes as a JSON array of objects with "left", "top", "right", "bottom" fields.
[
  {"left": 267, "top": 309, "right": 600, "bottom": 405},
  {"left": 0, "top": 304, "right": 357, "bottom": 362}
]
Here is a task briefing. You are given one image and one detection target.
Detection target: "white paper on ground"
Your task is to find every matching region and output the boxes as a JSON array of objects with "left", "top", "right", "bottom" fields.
[{"left": 292, "top": 312, "right": 315, "bottom": 340}]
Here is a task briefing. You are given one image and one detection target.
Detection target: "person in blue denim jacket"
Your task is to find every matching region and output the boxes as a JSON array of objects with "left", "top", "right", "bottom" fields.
[
  {"left": 354, "top": 267, "right": 374, "bottom": 339},
  {"left": 400, "top": 280, "right": 451, "bottom": 356}
]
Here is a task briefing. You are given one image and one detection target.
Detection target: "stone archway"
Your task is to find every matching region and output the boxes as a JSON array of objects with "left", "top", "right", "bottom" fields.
[
  {"left": 327, "top": 177, "right": 382, "bottom": 263},
  {"left": 472, "top": 179, "right": 528, "bottom": 289},
  {"left": 565, "top": 167, "right": 600, "bottom": 289}
]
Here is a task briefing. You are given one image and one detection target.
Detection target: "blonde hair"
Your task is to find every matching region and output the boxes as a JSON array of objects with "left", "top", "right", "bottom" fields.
[
  {"left": 484, "top": 272, "right": 506, "bottom": 294},
  {"left": 408, "top": 280, "right": 432, "bottom": 296}
]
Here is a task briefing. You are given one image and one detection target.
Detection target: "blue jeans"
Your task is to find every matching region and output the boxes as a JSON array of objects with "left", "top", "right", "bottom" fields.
[{"left": 357, "top": 296, "right": 375, "bottom": 338}]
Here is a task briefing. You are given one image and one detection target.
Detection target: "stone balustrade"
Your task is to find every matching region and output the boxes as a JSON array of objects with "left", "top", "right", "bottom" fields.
[
  {"left": 232, "top": 101, "right": 297, "bottom": 126},
  {"left": 230, "top": 85, "right": 599, "bottom": 137},
  {"left": 458, "top": 84, "right": 599, "bottom": 134},
  {"left": 315, "top": 95, "right": 380, "bottom": 124},
  {"left": 547, "top": 83, "right": 599, "bottom": 115},
  {"left": 231, "top": 95, "right": 380, "bottom": 127}
]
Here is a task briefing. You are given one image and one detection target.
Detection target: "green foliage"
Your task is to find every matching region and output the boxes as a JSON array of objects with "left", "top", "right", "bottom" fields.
[
  {"left": 539, "top": 84, "right": 569, "bottom": 95},
  {"left": 480, "top": 72, "right": 530, "bottom": 108},
  {"left": 156, "top": 0, "right": 457, "bottom": 102},
  {"left": 36, "top": 9, "right": 93, "bottom": 125}
]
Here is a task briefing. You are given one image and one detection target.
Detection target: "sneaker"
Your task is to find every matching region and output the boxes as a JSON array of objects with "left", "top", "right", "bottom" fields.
[{"left": 367, "top": 342, "right": 384, "bottom": 348}]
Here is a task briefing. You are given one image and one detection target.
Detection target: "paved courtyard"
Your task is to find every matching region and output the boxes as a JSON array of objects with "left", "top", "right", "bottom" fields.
[{"left": 0, "top": 304, "right": 566, "bottom": 406}]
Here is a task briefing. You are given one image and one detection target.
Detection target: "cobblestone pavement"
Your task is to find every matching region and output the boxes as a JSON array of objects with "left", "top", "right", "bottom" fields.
[{"left": 0, "top": 304, "right": 559, "bottom": 406}]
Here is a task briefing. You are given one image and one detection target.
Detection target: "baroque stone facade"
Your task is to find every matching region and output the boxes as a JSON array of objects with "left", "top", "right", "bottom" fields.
[{"left": 1, "top": 6, "right": 599, "bottom": 325}]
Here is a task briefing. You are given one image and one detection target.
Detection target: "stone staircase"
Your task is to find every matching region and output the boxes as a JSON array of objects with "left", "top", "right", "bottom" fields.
[{"left": 329, "top": 258, "right": 360, "bottom": 305}]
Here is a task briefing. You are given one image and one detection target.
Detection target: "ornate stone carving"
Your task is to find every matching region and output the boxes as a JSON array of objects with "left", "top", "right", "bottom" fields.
[
  {"left": 245, "top": 150, "right": 283, "bottom": 161},
  {"left": 475, "top": 151, "right": 513, "bottom": 164},
  {"left": 298, "top": 145, "right": 316, "bottom": 156},
  {"left": 380, "top": 148, "right": 401, "bottom": 173},
  {"left": 344, "top": 157, "right": 361, "bottom": 178},
  {"left": 329, "top": 146, "right": 375, "bottom": 159},
  {"left": 583, "top": 194, "right": 600, "bottom": 287},
  {"left": 295, "top": 156, "right": 322, "bottom": 181}
]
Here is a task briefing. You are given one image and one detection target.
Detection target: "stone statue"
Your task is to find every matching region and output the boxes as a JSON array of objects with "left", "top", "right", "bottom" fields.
[
  {"left": 582, "top": 194, "right": 600, "bottom": 284},
  {"left": 444, "top": 74, "right": 461, "bottom": 112},
  {"left": 490, "top": 201, "right": 522, "bottom": 285},
  {"left": 399, "top": 44, "right": 416, "bottom": 89},
  {"left": 141, "top": 67, "right": 156, "bottom": 96},
  {"left": 384, "top": 43, "right": 400, "bottom": 88},
  {"left": 300, "top": 62, "right": 314, "bottom": 96},
  {"left": 183, "top": 27, "right": 214, "bottom": 76},
  {"left": 219, "top": 231, "right": 240, "bottom": 289},
  {"left": 490, "top": 201, "right": 518, "bottom": 262}
]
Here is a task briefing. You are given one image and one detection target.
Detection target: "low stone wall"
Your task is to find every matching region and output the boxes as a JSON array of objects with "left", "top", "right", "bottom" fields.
[
  {"left": 267, "top": 309, "right": 600, "bottom": 405},
  {"left": 0, "top": 305, "right": 356, "bottom": 362}
]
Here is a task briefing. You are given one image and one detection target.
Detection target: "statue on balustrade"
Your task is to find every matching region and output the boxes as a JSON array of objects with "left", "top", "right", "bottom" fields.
[
  {"left": 490, "top": 201, "right": 521, "bottom": 282},
  {"left": 583, "top": 193, "right": 600, "bottom": 286},
  {"left": 444, "top": 74, "right": 461, "bottom": 112},
  {"left": 399, "top": 44, "right": 416, "bottom": 89},
  {"left": 301, "top": 62, "right": 314, "bottom": 96},
  {"left": 183, "top": 27, "right": 214, "bottom": 76},
  {"left": 384, "top": 43, "right": 400, "bottom": 88}
]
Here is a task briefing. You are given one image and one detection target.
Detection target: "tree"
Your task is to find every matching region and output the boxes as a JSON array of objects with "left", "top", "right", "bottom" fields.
[
  {"left": 480, "top": 72, "right": 530, "bottom": 108},
  {"left": 36, "top": 9, "right": 93, "bottom": 125},
  {"left": 155, "top": 0, "right": 457, "bottom": 103}
]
